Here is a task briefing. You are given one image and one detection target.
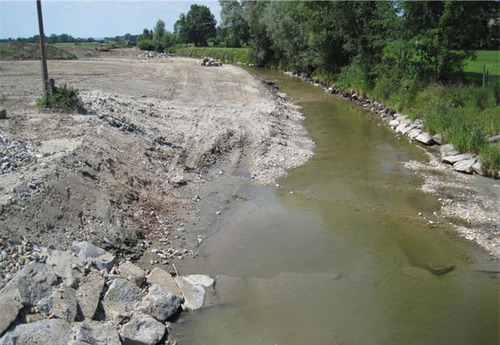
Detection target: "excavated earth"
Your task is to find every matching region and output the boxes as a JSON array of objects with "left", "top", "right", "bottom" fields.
[{"left": 0, "top": 49, "right": 314, "bottom": 282}]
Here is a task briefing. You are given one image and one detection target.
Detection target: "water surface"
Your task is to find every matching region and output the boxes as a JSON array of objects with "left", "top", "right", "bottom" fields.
[{"left": 175, "top": 69, "right": 499, "bottom": 345}]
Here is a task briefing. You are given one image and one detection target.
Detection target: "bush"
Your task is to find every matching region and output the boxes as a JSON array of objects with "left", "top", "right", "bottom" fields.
[
  {"left": 479, "top": 144, "right": 500, "bottom": 177},
  {"left": 36, "top": 84, "right": 84, "bottom": 113},
  {"left": 137, "top": 39, "right": 155, "bottom": 51}
]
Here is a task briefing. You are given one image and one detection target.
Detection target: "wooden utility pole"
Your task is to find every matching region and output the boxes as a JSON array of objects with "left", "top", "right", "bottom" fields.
[{"left": 37, "top": 0, "right": 50, "bottom": 97}]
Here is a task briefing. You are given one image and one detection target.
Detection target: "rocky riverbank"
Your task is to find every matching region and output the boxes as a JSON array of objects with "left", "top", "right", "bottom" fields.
[
  {"left": 0, "top": 239, "right": 216, "bottom": 344},
  {"left": 282, "top": 71, "right": 499, "bottom": 258}
]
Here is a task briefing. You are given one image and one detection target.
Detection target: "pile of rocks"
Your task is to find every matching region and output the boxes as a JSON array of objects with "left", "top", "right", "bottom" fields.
[
  {"left": 199, "top": 57, "right": 222, "bottom": 67},
  {"left": 0, "top": 241, "right": 214, "bottom": 345},
  {"left": 139, "top": 51, "right": 170, "bottom": 59},
  {"left": 0, "top": 135, "right": 38, "bottom": 175}
]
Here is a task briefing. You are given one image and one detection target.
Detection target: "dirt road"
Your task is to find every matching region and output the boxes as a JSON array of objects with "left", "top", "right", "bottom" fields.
[{"left": 0, "top": 51, "right": 314, "bottom": 261}]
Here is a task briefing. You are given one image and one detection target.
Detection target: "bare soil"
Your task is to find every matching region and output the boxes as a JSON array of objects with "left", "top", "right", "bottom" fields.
[{"left": 0, "top": 49, "right": 314, "bottom": 261}]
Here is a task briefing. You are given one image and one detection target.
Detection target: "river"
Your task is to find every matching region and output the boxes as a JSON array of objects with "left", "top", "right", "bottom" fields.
[{"left": 174, "top": 69, "right": 499, "bottom": 345}]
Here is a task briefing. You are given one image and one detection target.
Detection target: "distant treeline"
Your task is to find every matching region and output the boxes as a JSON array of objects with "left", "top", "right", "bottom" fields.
[{"left": 0, "top": 33, "right": 139, "bottom": 44}]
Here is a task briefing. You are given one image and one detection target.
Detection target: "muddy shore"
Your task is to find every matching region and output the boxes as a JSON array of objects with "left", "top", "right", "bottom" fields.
[{"left": 0, "top": 50, "right": 314, "bottom": 279}]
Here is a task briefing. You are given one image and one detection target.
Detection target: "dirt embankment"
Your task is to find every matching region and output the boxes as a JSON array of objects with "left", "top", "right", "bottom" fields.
[{"left": 0, "top": 51, "right": 314, "bottom": 265}]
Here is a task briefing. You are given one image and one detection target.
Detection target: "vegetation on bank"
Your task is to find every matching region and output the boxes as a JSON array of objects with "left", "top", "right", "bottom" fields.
[
  {"left": 36, "top": 84, "right": 85, "bottom": 113},
  {"left": 175, "top": 46, "right": 250, "bottom": 64},
  {"left": 0, "top": 42, "right": 76, "bottom": 60}
]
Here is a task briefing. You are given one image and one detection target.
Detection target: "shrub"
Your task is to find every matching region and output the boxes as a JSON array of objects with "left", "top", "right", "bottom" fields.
[
  {"left": 36, "top": 84, "right": 84, "bottom": 113},
  {"left": 137, "top": 39, "right": 155, "bottom": 51},
  {"left": 479, "top": 144, "right": 500, "bottom": 177}
]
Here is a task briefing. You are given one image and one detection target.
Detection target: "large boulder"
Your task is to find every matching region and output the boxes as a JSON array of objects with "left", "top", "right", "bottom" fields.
[
  {"left": 102, "top": 278, "right": 144, "bottom": 323},
  {"left": 76, "top": 270, "right": 105, "bottom": 320},
  {"left": 72, "top": 320, "right": 121, "bottom": 345},
  {"left": 136, "top": 284, "right": 182, "bottom": 322},
  {"left": 415, "top": 132, "right": 435, "bottom": 145},
  {"left": 72, "top": 241, "right": 117, "bottom": 271},
  {"left": 453, "top": 158, "right": 477, "bottom": 174},
  {"left": 118, "top": 260, "right": 146, "bottom": 288},
  {"left": 37, "top": 286, "right": 78, "bottom": 322},
  {"left": 0, "top": 319, "right": 71, "bottom": 345},
  {"left": 174, "top": 275, "right": 214, "bottom": 311},
  {"left": 0, "top": 292, "right": 23, "bottom": 336},
  {"left": 1, "top": 262, "right": 58, "bottom": 306},
  {"left": 46, "top": 249, "right": 85, "bottom": 288},
  {"left": 147, "top": 267, "right": 182, "bottom": 296},
  {"left": 119, "top": 313, "right": 166, "bottom": 345}
]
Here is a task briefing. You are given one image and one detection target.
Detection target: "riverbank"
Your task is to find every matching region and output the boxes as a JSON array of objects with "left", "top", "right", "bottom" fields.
[
  {"left": 278, "top": 70, "right": 499, "bottom": 259},
  {"left": 0, "top": 50, "right": 313, "bottom": 279}
]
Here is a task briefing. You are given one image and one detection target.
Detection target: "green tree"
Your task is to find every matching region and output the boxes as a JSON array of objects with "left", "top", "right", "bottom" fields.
[
  {"left": 153, "top": 19, "right": 166, "bottom": 52},
  {"left": 242, "top": 0, "right": 274, "bottom": 66},
  {"left": 161, "top": 32, "right": 178, "bottom": 52},
  {"left": 402, "top": 1, "right": 495, "bottom": 82},
  {"left": 177, "top": 4, "right": 217, "bottom": 47},
  {"left": 219, "top": 0, "right": 250, "bottom": 47},
  {"left": 137, "top": 28, "right": 154, "bottom": 51}
]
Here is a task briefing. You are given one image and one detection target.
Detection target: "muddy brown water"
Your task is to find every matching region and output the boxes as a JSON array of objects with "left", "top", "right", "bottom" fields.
[{"left": 174, "top": 69, "right": 499, "bottom": 345}]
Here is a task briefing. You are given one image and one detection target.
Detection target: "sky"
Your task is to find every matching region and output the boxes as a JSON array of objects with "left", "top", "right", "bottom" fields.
[{"left": 0, "top": 0, "right": 222, "bottom": 39}]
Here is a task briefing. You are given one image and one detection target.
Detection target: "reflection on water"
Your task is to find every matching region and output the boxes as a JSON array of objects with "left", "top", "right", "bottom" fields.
[{"left": 174, "top": 70, "right": 499, "bottom": 345}]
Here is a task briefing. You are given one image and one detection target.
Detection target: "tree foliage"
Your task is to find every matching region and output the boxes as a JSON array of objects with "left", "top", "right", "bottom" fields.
[
  {"left": 234, "top": 0, "right": 497, "bottom": 85},
  {"left": 176, "top": 4, "right": 217, "bottom": 47}
]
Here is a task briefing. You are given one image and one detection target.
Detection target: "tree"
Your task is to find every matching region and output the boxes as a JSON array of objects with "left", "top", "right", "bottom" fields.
[
  {"left": 219, "top": 0, "right": 250, "bottom": 47},
  {"left": 137, "top": 28, "right": 154, "bottom": 51},
  {"left": 402, "top": 1, "right": 495, "bottom": 82},
  {"left": 176, "top": 4, "right": 217, "bottom": 47},
  {"left": 153, "top": 20, "right": 165, "bottom": 52}
]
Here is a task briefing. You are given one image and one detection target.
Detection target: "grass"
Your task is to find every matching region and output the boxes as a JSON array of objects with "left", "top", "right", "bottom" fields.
[
  {"left": 175, "top": 46, "right": 250, "bottom": 64},
  {"left": 464, "top": 50, "right": 500, "bottom": 86}
]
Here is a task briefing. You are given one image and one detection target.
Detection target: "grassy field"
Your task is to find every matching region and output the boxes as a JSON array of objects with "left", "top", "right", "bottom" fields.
[{"left": 464, "top": 50, "right": 500, "bottom": 85}]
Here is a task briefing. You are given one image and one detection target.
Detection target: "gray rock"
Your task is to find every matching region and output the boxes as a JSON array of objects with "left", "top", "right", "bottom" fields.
[
  {"left": 0, "top": 319, "right": 71, "bottom": 345},
  {"left": 175, "top": 276, "right": 207, "bottom": 311},
  {"left": 103, "top": 278, "right": 144, "bottom": 323},
  {"left": 0, "top": 110, "right": 6, "bottom": 120},
  {"left": 472, "top": 161, "right": 483, "bottom": 175},
  {"left": 118, "top": 261, "right": 146, "bottom": 288},
  {"left": 147, "top": 268, "right": 182, "bottom": 296},
  {"left": 0, "top": 292, "right": 23, "bottom": 336},
  {"left": 440, "top": 143, "right": 458, "bottom": 157},
  {"left": 400, "top": 125, "right": 415, "bottom": 135},
  {"left": 407, "top": 128, "right": 422, "bottom": 139},
  {"left": 76, "top": 270, "right": 105, "bottom": 320},
  {"left": 395, "top": 123, "right": 408, "bottom": 133},
  {"left": 170, "top": 174, "right": 187, "bottom": 187},
  {"left": 46, "top": 249, "right": 84, "bottom": 288},
  {"left": 72, "top": 320, "right": 121, "bottom": 345},
  {"left": 432, "top": 133, "right": 443, "bottom": 145},
  {"left": 425, "top": 262, "right": 455, "bottom": 276},
  {"left": 415, "top": 132, "right": 435, "bottom": 145},
  {"left": 453, "top": 158, "right": 477, "bottom": 174},
  {"left": 37, "top": 286, "right": 78, "bottom": 322},
  {"left": 119, "top": 313, "right": 166, "bottom": 345},
  {"left": 442, "top": 153, "right": 475, "bottom": 165},
  {"left": 1, "top": 262, "right": 58, "bottom": 306},
  {"left": 388, "top": 119, "right": 399, "bottom": 128},
  {"left": 185, "top": 274, "right": 214, "bottom": 288},
  {"left": 72, "top": 241, "right": 117, "bottom": 271},
  {"left": 136, "top": 284, "right": 182, "bottom": 322}
]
